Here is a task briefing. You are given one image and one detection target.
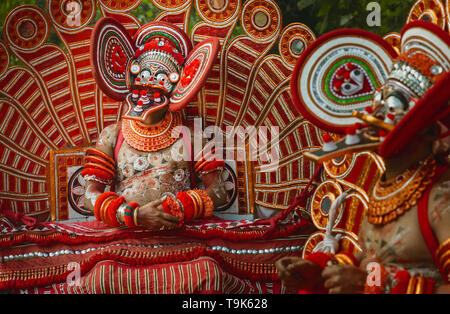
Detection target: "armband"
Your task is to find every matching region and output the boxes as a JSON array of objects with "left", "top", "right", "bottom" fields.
[
  {"left": 436, "top": 238, "right": 450, "bottom": 280},
  {"left": 81, "top": 148, "right": 116, "bottom": 185},
  {"left": 364, "top": 267, "right": 435, "bottom": 294}
]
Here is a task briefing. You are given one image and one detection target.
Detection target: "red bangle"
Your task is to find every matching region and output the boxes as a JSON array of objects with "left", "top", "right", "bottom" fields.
[
  {"left": 105, "top": 196, "right": 125, "bottom": 227},
  {"left": 162, "top": 196, "right": 179, "bottom": 215},
  {"left": 195, "top": 155, "right": 223, "bottom": 173},
  {"left": 199, "top": 160, "right": 225, "bottom": 173},
  {"left": 298, "top": 252, "right": 338, "bottom": 294},
  {"left": 94, "top": 192, "right": 117, "bottom": 221},
  {"left": 100, "top": 196, "right": 115, "bottom": 224},
  {"left": 84, "top": 162, "right": 116, "bottom": 178},
  {"left": 194, "top": 189, "right": 214, "bottom": 218},
  {"left": 84, "top": 155, "right": 115, "bottom": 171},
  {"left": 424, "top": 278, "right": 436, "bottom": 294},
  {"left": 124, "top": 202, "right": 139, "bottom": 228},
  {"left": 390, "top": 270, "right": 410, "bottom": 294},
  {"left": 188, "top": 190, "right": 203, "bottom": 219},
  {"left": 305, "top": 252, "right": 334, "bottom": 270},
  {"left": 128, "top": 202, "right": 139, "bottom": 210},
  {"left": 121, "top": 202, "right": 139, "bottom": 228},
  {"left": 334, "top": 251, "right": 360, "bottom": 267},
  {"left": 177, "top": 191, "right": 195, "bottom": 222},
  {"left": 161, "top": 196, "right": 173, "bottom": 214},
  {"left": 388, "top": 270, "right": 435, "bottom": 294},
  {"left": 194, "top": 147, "right": 216, "bottom": 171},
  {"left": 81, "top": 167, "right": 115, "bottom": 181},
  {"left": 123, "top": 204, "right": 136, "bottom": 228},
  {"left": 85, "top": 147, "right": 115, "bottom": 166}
]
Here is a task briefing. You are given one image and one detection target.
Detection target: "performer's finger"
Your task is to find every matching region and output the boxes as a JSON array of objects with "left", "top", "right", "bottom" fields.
[
  {"left": 324, "top": 275, "right": 341, "bottom": 289},
  {"left": 150, "top": 197, "right": 166, "bottom": 207},
  {"left": 321, "top": 265, "right": 341, "bottom": 279}
]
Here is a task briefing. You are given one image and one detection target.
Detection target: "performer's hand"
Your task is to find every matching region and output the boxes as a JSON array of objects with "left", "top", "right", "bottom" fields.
[
  {"left": 137, "top": 198, "right": 180, "bottom": 231},
  {"left": 275, "top": 257, "right": 322, "bottom": 293},
  {"left": 322, "top": 264, "right": 366, "bottom": 294}
]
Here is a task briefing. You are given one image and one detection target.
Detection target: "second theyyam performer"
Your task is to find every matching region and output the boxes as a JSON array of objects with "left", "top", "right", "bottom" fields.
[
  {"left": 83, "top": 18, "right": 226, "bottom": 231},
  {"left": 277, "top": 21, "right": 450, "bottom": 294}
]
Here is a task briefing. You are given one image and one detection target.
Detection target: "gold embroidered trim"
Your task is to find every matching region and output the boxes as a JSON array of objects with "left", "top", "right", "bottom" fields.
[
  {"left": 122, "top": 112, "right": 182, "bottom": 152},
  {"left": 368, "top": 156, "right": 436, "bottom": 225}
]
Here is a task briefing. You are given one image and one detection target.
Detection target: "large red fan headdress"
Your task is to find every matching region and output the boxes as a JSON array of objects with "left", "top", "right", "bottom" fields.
[{"left": 90, "top": 18, "right": 219, "bottom": 122}]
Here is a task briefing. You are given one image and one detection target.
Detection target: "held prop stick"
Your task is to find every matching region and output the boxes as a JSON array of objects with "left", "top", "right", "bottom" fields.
[{"left": 351, "top": 111, "right": 395, "bottom": 132}]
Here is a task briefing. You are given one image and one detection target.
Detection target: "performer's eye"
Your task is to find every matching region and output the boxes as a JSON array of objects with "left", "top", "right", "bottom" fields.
[
  {"left": 156, "top": 73, "right": 169, "bottom": 85},
  {"left": 386, "top": 96, "right": 406, "bottom": 114},
  {"left": 385, "top": 91, "right": 409, "bottom": 114},
  {"left": 140, "top": 70, "right": 151, "bottom": 80}
]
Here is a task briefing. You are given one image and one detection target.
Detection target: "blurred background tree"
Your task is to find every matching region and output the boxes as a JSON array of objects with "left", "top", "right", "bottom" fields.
[
  {"left": 277, "top": 0, "right": 418, "bottom": 36},
  {"left": 0, "top": 0, "right": 420, "bottom": 61},
  {"left": 0, "top": 0, "right": 420, "bottom": 38}
]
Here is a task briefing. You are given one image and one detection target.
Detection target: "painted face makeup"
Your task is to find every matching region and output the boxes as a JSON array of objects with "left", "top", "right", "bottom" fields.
[{"left": 123, "top": 39, "right": 182, "bottom": 122}]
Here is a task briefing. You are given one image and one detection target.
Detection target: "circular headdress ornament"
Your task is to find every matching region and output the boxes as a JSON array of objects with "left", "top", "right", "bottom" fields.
[
  {"left": 291, "top": 29, "right": 398, "bottom": 134},
  {"left": 406, "top": 0, "right": 446, "bottom": 29},
  {"left": 169, "top": 37, "right": 220, "bottom": 112},
  {"left": 90, "top": 17, "right": 135, "bottom": 101}
]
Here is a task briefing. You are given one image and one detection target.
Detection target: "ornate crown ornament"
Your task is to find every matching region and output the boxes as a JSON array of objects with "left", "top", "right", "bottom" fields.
[
  {"left": 387, "top": 60, "right": 433, "bottom": 98},
  {"left": 90, "top": 18, "right": 220, "bottom": 123}
]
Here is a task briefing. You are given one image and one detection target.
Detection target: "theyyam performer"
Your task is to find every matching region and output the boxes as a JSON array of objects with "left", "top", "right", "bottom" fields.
[
  {"left": 84, "top": 17, "right": 226, "bottom": 231},
  {"left": 277, "top": 20, "right": 450, "bottom": 294}
]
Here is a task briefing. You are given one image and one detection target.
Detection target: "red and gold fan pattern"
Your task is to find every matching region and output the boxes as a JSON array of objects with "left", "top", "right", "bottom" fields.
[{"left": 0, "top": 0, "right": 398, "bottom": 256}]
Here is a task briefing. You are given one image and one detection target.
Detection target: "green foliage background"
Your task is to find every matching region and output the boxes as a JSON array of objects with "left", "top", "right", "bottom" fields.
[
  {"left": 277, "top": 0, "right": 417, "bottom": 35},
  {"left": 0, "top": 0, "right": 418, "bottom": 62}
]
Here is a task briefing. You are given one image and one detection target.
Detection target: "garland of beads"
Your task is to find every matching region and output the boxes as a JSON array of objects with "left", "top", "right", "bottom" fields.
[{"left": 121, "top": 112, "right": 182, "bottom": 152}]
